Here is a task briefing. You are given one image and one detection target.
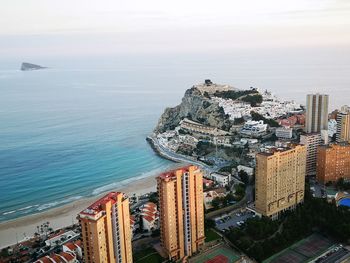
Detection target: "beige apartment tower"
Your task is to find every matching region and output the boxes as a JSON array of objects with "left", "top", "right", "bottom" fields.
[
  {"left": 317, "top": 143, "right": 350, "bottom": 184},
  {"left": 336, "top": 107, "right": 350, "bottom": 143},
  {"left": 157, "top": 165, "right": 205, "bottom": 261},
  {"left": 255, "top": 145, "right": 306, "bottom": 219},
  {"left": 305, "top": 94, "right": 329, "bottom": 133},
  {"left": 78, "top": 192, "right": 133, "bottom": 263},
  {"left": 300, "top": 133, "right": 322, "bottom": 176}
]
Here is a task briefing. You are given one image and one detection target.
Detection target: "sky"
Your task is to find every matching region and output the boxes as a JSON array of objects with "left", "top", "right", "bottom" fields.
[{"left": 1, "top": 0, "right": 350, "bottom": 57}]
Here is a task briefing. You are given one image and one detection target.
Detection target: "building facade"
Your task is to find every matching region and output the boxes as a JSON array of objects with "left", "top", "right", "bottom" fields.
[
  {"left": 275, "top": 127, "right": 293, "bottom": 140},
  {"left": 316, "top": 143, "right": 350, "bottom": 183},
  {"left": 255, "top": 145, "right": 306, "bottom": 219},
  {"left": 300, "top": 133, "right": 322, "bottom": 176},
  {"left": 210, "top": 172, "right": 232, "bottom": 187},
  {"left": 336, "top": 110, "right": 350, "bottom": 143},
  {"left": 305, "top": 94, "right": 329, "bottom": 133},
  {"left": 78, "top": 192, "right": 133, "bottom": 263},
  {"left": 157, "top": 166, "right": 205, "bottom": 261},
  {"left": 240, "top": 120, "right": 268, "bottom": 137},
  {"left": 180, "top": 118, "right": 228, "bottom": 137}
]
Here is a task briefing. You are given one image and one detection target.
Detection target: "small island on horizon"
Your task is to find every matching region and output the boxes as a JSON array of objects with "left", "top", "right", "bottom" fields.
[{"left": 20, "top": 62, "right": 47, "bottom": 71}]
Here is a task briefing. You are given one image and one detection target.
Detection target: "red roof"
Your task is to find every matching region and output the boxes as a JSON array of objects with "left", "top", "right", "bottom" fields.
[
  {"left": 142, "top": 205, "right": 156, "bottom": 213},
  {"left": 64, "top": 242, "right": 77, "bottom": 251},
  {"left": 75, "top": 240, "right": 82, "bottom": 247},
  {"left": 142, "top": 211, "right": 156, "bottom": 218},
  {"left": 60, "top": 252, "right": 75, "bottom": 261},
  {"left": 143, "top": 215, "right": 155, "bottom": 223},
  {"left": 158, "top": 165, "right": 194, "bottom": 180},
  {"left": 145, "top": 202, "right": 156, "bottom": 208},
  {"left": 35, "top": 257, "right": 52, "bottom": 263},
  {"left": 51, "top": 254, "right": 65, "bottom": 263},
  {"left": 80, "top": 192, "right": 123, "bottom": 215}
]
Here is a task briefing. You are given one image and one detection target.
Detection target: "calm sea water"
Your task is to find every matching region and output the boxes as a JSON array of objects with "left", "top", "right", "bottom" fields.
[{"left": 0, "top": 48, "right": 349, "bottom": 222}]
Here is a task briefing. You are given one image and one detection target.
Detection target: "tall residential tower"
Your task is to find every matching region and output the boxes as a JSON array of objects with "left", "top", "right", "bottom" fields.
[
  {"left": 78, "top": 192, "right": 133, "bottom": 263},
  {"left": 300, "top": 133, "right": 322, "bottom": 176},
  {"left": 336, "top": 106, "right": 350, "bottom": 143},
  {"left": 255, "top": 145, "right": 306, "bottom": 219},
  {"left": 305, "top": 94, "right": 329, "bottom": 133},
  {"left": 157, "top": 165, "right": 205, "bottom": 261}
]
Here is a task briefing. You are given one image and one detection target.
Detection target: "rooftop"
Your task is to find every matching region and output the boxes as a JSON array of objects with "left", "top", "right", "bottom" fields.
[
  {"left": 158, "top": 165, "right": 196, "bottom": 180},
  {"left": 259, "top": 144, "right": 302, "bottom": 156},
  {"left": 35, "top": 256, "right": 52, "bottom": 263},
  {"left": 319, "top": 142, "right": 350, "bottom": 149},
  {"left": 50, "top": 254, "right": 64, "bottom": 263},
  {"left": 144, "top": 202, "right": 157, "bottom": 209},
  {"left": 79, "top": 192, "right": 123, "bottom": 216},
  {"left": 60, "top": 252, "right": 75, "bottom": 261},
  {"left": 64, "top": 242, "right": 79, "bottom": 251}
]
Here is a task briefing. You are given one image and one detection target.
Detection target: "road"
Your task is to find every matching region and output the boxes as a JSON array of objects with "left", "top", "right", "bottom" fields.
[{"left": 148, "top": 135, "right": 218, "bottom": 175}]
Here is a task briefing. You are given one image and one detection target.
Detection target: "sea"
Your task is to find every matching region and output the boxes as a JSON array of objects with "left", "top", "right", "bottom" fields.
[{"left": 1, "top": 47, "right": 349, "bottom": 222}]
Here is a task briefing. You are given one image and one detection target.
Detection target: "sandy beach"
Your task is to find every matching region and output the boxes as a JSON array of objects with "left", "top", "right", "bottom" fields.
[{"left": 0, "top": 174, "right": 159, "bottom": 249}]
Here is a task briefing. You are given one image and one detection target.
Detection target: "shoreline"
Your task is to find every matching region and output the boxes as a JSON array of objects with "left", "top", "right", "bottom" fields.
[
  {"left": 146, "top": 134, "right": 213, "bottom": 173},
  {"left": 0, "top": 135, "right": 207, "bottom": 249},
  {"left": 0, "top": 172, "right": 164, "bottom": 249}
]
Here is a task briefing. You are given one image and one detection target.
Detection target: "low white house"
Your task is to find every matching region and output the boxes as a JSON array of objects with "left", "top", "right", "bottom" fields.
[
  {"left": 35, "top": 252, "right": 78, "bottom": 263},
  {"left": 237, "top": 165, "right": 254, "bottom": 176},
  {"left": 45, "top": 230, "right": 79, "bottom": 247},
  {"left": 140, "top": 202, "right": 158, "bottom": 231},
  {"left": 63, "top": 240, "right": 82, "bottom": 259},
  {"left": 240, "top": 120, "right": 268, "bottom": 137},
  {"left": 210, "top": 172, "right": 231, "bottom": 187}
]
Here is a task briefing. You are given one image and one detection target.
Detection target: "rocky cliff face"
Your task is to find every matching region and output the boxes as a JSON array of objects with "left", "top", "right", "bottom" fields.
[{"left": 154, "top": 87, "right": 232, "bottom": 133}]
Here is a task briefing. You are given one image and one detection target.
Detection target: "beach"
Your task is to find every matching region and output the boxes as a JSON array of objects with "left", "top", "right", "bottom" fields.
[{"left": 0, "top": 175, "right": 158, "bottom": 249}]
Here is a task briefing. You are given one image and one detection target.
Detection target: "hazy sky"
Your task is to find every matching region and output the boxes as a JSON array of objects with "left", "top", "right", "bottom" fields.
[{"left": 1, "top": 0, "right": 350, "bottom": 57}]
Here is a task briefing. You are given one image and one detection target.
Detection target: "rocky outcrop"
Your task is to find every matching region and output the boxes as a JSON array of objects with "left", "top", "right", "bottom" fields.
[
  {"left": 20, "top": 62, "right": 46, "bottom": 71},
  {"left": 154, "top": 87, "right": 232, "bottom": 133}
]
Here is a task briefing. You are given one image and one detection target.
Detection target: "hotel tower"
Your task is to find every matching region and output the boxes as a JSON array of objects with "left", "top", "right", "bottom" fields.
[
  {"left": 157, "top": 165, "right": 205, "bottom": 261},
  {"left": 305, "top": 94, "right": 329, "bottom": 133},
  {"left": 255, "top": 145, "right": 306, "bottom": 219},
  {"left": 336, "top": 106, "right": 350, "bottom": 143},
  {"left": 78, "top": 192, "right": 133, "bottom": 263},
  {"left": 300, "top": 133, "right": 322, "bottom": 176}
]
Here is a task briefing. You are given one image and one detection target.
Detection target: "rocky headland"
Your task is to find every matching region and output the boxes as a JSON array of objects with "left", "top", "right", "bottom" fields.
[
  {"left": 20, "top": 62, "right": 47, "bottom": 71},
  {"left": 154, "top": 82, "right": 235, "bottom": 134},
  {"left": 149, "top": 80, "right": 302, "bottom": 169}
]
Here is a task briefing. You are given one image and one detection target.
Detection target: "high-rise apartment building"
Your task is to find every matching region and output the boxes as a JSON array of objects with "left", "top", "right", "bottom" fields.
[
  {"left": 157, "top": 165, "right": 205, "bottom": 261},
  {"left": 255, "top": 145, "right": 306, "bottom": 219},
  {"left": 78, "top": 192, "right": 133, "bottom": 263},
  {"left": 300, "top": 133, "right": 322, "bottom": 176},
  {"left": 316, "top": 143, "right": 350, "bottom": 183},
  {"left": 305, "top": 94, "right": 329, "bottom": 133},
  {"left": 336, "top": 106, "right": 350, "bottom": 143}
]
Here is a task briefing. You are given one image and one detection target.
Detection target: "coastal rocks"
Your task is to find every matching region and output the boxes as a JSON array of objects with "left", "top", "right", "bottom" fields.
[
  {"left": 20, "top": 62, "right": 46, "bottom": 71},
  {"left": 154, "top": 86, "right": 232, "bottom": 133}
]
